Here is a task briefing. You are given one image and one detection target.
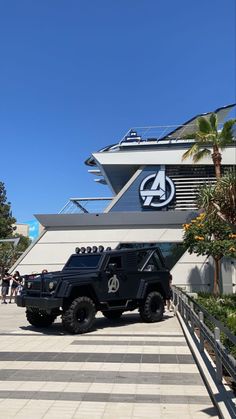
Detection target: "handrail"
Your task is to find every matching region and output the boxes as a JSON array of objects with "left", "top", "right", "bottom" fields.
[
  {"left": 172, "top": 286, "right": 236, "bottom": 385},
  {"left": 176, "top": 288, "right": 236, "bottom": 345}
]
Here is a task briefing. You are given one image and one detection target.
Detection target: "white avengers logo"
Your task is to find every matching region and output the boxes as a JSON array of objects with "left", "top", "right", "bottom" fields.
[
  {"left": 139, "top": 168, "right": 175, "bottom": 208},
  {"left": 108, "top": 274, "right": 120, "bottom": 293}
]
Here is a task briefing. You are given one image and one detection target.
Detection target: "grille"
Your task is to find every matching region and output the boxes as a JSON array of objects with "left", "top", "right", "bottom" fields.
[{"left": 166, "top": 165, "right": 234, "bottom": 211}]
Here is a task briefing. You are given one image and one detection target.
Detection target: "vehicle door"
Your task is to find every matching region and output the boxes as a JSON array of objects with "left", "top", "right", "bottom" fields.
[
  {"left": 141, "top": 251, "right": 170, "bottom": 293},
  {"left": 98, "top": 254, "right": 129, "bottom": 301}
]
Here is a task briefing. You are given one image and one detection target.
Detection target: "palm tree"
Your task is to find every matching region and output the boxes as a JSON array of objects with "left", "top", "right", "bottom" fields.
[{"left": 182, "top": 114, "right": 236, "bottom": 178}]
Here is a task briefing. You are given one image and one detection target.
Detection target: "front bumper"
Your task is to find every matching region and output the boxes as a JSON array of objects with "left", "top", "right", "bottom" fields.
[{"left": 16, "top": 295, "right": 63, "bottom": 310}]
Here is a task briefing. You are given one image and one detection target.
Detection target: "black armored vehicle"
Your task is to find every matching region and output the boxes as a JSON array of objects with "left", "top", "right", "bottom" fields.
[{"left": 17, "top": 245, "right": 172, "bottom": 334}]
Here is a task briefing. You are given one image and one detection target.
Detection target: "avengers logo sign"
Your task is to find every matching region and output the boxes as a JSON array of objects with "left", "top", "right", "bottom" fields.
[{"left": 139, "top": 168, "right": 175, "bottom": 208}]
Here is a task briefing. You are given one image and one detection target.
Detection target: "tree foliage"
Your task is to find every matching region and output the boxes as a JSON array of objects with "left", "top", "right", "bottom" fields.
[
  {"left": 183, "top": 214, "right": 236, "bottom": 259},
  {"left": 0, "top": 235, "right": 31, "bottom": 276},
  {"left": 0, "top": 181, "right": 31, "bottom": 275},
  {"left": 197, "top": 170, "right": 236, "bottom": 231},
  {"left": 0, "top": 181, "right": 16, "bottom": 238},
  {"left": 183, "top": 213, "right": 236, "bottom": 295},
  {"left": 182, "top": 114, "right": 236, "bottom": 178}
]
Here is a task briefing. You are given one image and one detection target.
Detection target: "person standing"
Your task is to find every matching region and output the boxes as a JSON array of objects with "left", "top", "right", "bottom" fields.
[
  {"left": 1, "top": 270, "right": 12, "bottom": 304},
  {"left": 166, "top": 277, "right": 173, "bottom": 312},
  {"left": 9, "top": 271, "right": 22, "bottom": 303}
]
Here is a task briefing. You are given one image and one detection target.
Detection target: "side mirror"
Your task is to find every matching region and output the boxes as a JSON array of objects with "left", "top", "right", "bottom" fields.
[{"left": 108, "top": 263, "right": 117, "bottom": 273}]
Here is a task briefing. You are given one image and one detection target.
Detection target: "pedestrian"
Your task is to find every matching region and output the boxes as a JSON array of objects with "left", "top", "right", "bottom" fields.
[
  {"left": 166, "top": 277, "right": 174, "bottom": 312},
  {"left": 1, "top": 269, "right": 12, "bottom": 304},
  {"left": 42, "top": 269, "right": 48, "bottom": 274},
  {"left": 9, "top": 271, "right": 22, "bottom": 303}
]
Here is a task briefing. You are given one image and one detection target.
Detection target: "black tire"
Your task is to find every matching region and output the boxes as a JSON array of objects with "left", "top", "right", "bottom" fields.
[
  {"left": 139, "top": 291, "right": 164, "bottom": 323},
  {"left": 102, "top": 310, "right": 123, "bottom": 320},
  {"left": 62, "top": 296, "right": 96, "bottom": 334},
  {"left": 26, "top": 308, "right": 56, "bottom": 328}
]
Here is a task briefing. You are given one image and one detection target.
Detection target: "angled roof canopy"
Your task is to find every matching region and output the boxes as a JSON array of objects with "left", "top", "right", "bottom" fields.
[{"left": 162, "top": 103, "right": 236, "bottom": 141}]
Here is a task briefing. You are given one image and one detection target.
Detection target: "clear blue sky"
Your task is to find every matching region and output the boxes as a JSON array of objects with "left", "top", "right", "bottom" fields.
[{"left": 0, "top": 0, "right": 235, "bottom": 222}]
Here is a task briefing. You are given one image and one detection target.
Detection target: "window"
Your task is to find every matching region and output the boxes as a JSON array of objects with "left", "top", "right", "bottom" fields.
[
  {"left": 118, "top": 242, "right": 185, "bottom": 270},
  {"left": 143, "top": 254, "right": 161, "bottom": 272},
  {"left": 137, "top": 250, "right": 149, "bottom": 270},
  {"left": 106, "top": 256, "right": 122, "bottom": 269},
  {"left": 65, "top": 255, "right": 101, "bottom": 269}
]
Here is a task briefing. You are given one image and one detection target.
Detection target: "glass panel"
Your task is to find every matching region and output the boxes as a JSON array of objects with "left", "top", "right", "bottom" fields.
[
  {"left": 65, "top": 255, "right": 101, "bottom": 269},
  {"left": 107, "top": 256, "right": 122, "bottom": 269},
  {"left": 118, "top": 242, "right": 185, "bottom": 270},
  {"left": 143, "top": 255, "right": 160, "bottom": 271}
]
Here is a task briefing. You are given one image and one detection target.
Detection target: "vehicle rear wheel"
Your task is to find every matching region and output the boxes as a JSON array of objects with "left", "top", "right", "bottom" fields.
[
  {"left": 26, "top": 308, "right": 57, "bottom": 328},
  {"left": 139, "top": 291, "right": 164, "bottom": 323},
  {"left": 102, "top": 310, "right": 123, "bottom": 320},
  {"left": 62, "top": 296, "right": 96, "bottom": 334}
]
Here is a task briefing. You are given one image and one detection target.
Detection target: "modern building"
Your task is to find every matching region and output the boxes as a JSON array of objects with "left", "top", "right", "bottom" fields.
[
  {"left": 14, "top": 223, "right": 29, "bottom": 238},
  {"left": 12, "top": 105, "right": 236, "bottom": 292},
  {"left": 14, "top": 220, "right": 42, "bottom": 241}
]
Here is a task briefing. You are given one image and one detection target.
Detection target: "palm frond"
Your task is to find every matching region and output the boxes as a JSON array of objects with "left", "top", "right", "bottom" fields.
[
  {"left": 192, "top": 148, "right": 211, "bottom": 163},
  {"left": 197, "top": 183, "right": 215, "bottom": 211},
  {"left": 209, "top": 113, "right": 218, "bottom": 132},
  {"left": 197, "top": 116, "right": 212, "bottom": 134},
  {"left": 219, "top": 119, "right": 236, "bottom": 145},
  {"left": 182, "top": 143, "right": 200, "bottom": 161},
  {"left": 195, "top": 132, "right": 217, "bottom": 144},
  {"left": 181, "top": 132, "right": 197, "bottom": 140}
]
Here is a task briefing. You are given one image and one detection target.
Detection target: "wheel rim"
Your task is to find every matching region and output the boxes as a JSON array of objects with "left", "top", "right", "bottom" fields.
[
  {"left": 151, "top": 298, "right": 160, "bottom": 313},
  {"left": 75, "top": 306, "right": 89, "bottom": 324}
]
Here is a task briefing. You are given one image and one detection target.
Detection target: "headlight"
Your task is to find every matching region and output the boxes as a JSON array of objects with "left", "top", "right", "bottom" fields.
[
  {"left": 27, "top": 282, "right": 32, "bottom": 289},
  {"left": 48, "top": 281, "right": 56, "bottom": 291}
]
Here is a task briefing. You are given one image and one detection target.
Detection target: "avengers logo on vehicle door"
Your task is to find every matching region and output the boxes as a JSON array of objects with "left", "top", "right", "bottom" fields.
[{"left": 108, "top": 274, "right": 120, "bottom": 293}]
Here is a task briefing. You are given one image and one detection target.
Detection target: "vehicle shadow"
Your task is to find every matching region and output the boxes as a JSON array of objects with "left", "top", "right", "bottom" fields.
[{"left": 19, "top": 311, "right": 172, "bottom": 336}]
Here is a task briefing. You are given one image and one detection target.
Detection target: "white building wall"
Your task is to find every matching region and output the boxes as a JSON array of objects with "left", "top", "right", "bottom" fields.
[
  {"left": 221, "top": 258, "right": 236, "bottom": 294},
  {"left": 14, "top": 226, "right": 182, "bottom": 275},
  {"left": 13, "top": 225, "right": 234, "bottom": 293},
  {"left": 171, "top": 251, "right": 214, "bottom": 293}
]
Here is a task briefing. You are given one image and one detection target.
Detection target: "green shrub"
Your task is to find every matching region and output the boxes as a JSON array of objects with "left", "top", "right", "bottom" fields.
[{"left": 196, "top": 293, "right": 236, "bottom": 358}]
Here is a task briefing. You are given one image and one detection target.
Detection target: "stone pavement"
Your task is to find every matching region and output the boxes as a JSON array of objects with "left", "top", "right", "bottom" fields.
[{"left": 0, "top": 303, "right": 219, "bottom": 418}]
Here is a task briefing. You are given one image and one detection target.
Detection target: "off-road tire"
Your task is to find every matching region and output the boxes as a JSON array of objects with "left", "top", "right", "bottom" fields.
[
  {"left": 62, "top": 296, "right": 96, "bottom": 334},
  {"left": 26, "top": 308, "right": 56, "bottom": 328},
  {"left": 139, "top": 291, "right": 164, "bottom": 323},
  {"left": 102, "top": 310, "right": 123, "bottom": 320}
]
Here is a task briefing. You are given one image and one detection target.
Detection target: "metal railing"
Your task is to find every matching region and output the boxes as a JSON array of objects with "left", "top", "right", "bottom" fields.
[
  {"left": 172, "top": 286, "right": 236, "bottom": 385},
  {"left": 59, "top": 197, "right": 113, "bottom": 214}
]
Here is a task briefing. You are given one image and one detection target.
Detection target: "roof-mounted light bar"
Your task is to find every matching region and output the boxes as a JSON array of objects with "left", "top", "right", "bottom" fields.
[{"left": 75, "top": 245, "right": 113, "bottom": 254}]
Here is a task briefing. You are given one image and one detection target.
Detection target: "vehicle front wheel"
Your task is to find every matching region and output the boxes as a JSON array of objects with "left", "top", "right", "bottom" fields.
[
  {"left": 26, "top": 308, "right": 57, "bottom": 328},
  {"left": 139, "top": 291, "right": 164, "bottom": 323},
  {"left": 102, "top": 310, "right": 123, "bottom": 320},
  {"left": 62, "top": 296, "right": 96, "bottom": 334}
]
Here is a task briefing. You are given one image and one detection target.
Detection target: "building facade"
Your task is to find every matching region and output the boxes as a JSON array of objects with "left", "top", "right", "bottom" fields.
[{"left": 12, "top": 105, "right": 236, "bottom": 292}]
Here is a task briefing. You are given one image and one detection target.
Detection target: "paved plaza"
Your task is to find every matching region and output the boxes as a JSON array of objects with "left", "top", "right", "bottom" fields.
[{"left": 0, "top": 303, "right": 218, "bottom": 418}]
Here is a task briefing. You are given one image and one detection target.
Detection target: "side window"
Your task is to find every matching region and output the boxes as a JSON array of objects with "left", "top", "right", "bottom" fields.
[
  {"left": 107, "top": 256, "right": 122, "bottom": 269},
  {"left": 143, "top": 254, "right": 161, "bottom": 271},
  {"left": 137, "top": 251, "right": 149, "bottom": 270}
]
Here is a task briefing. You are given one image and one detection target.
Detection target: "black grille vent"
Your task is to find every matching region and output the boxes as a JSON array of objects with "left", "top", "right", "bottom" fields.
[{"left": 166, "top": 165, "right": 235, "bottom": 211}]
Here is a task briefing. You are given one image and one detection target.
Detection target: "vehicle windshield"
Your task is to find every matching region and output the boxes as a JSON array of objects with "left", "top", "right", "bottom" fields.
[{"left": 64, "top": 254, "right": 101, "bottom": 269}]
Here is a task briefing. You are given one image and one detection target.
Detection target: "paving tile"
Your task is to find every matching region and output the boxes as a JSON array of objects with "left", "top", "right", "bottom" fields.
[
  {"left": 71, "top": 339, "right": 186, "bottom": 346},
  {"left": 0, "top": 305, "right": 217, "bottom": 419}
]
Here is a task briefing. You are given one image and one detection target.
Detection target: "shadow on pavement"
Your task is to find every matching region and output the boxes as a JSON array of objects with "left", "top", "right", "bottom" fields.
[{"left": 18, "top": 311, "right": 172, "bottom": 336}]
